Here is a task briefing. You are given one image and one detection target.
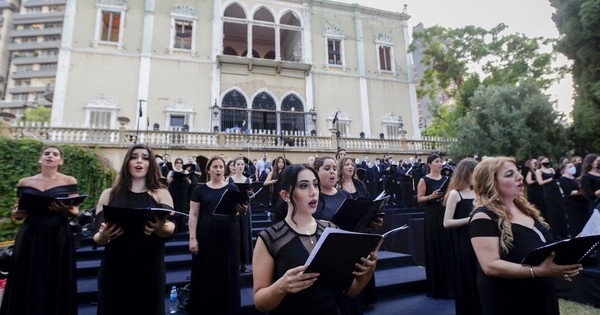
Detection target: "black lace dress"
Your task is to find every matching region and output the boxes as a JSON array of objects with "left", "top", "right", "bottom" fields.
[
  {"left": 0, "top": 185, "right": 79, "bottom": 315},
  {"left": 258, "top": 220, "right": 339, "bottom": 315},
  {"left": 96, "top": 191, "right": 170, "bottom": 315},
  {"left": 469, "top": 207, "right": 558, "bottom": 315}
]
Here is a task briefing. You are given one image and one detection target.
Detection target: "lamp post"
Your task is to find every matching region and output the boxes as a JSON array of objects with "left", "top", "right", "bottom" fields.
[
  {"left": 329, "top": 111, "right": 340, "bottom": 151},
  {"left": 398, "top": 116, "right": 407, "bottom": 139},
  {"left": 310, "top": 107, "right": 317, "bottom": 134},
  {"left": 211, "top": 100, "right": 220, "bottom": 133}
]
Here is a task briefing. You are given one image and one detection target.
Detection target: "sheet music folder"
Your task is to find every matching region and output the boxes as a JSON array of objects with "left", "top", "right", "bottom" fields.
[
  {"left": 331, "top": 192, "right": 390, "bottom": 232},
  {"left": 18, "top": 193, "right": 88, "bottom": 216},
  {"left": 521, "top": 234, "right": 600, "bottom": 266},
  {"left": 212, "top": 189, "right": 249, "bottom": 216},
  {"left": 304, "top": 225, "right": 408, "bottom": 291},
  {"left": 102, "top": 205, "right": 173, "bottom": 233}
]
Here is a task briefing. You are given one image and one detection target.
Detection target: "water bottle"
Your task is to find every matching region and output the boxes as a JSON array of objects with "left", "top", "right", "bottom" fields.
[{"left": 169, "top": 286, "right": 178, "bottom": 314}]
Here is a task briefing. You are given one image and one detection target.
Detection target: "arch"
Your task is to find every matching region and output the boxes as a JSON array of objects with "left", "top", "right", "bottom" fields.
[
  {"left": 280, "top": 93, "right": 305, "bottom": 112},
  {"left": 223, "top": 2, "right": 246, "bottom": 19},
  {"left": 221, "top": 89, "right": 248, "bottom": 108},
  {"left": 223, "top": 46, "right": 238, "bottom": 56},
  {"left": 280, "top": 93, "right": 305, "bottom": 134},
  {"left": 279, "top": 10, "right": 301, "bottom": 26},
  {"left": 252, "top": 6, "right": 275, "bottom": 22},
  {"left": 263, "top": 50, "right": 275, "bottom": 60},
  {"left": 241, "top": 49, "right": 260, "bottom": 58},
  {"left": 251, "top": 90, "right": 277, "bottom": 132}
]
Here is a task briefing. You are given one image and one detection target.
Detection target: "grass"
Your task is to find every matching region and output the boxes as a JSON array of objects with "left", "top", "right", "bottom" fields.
[{"left": 559, "top": 299, "right": 600, "bottom": 315}]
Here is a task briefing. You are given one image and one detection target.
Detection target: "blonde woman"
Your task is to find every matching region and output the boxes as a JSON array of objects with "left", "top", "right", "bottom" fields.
[{"left": 469, "top": 157, "right": 582, "bottom": 315}]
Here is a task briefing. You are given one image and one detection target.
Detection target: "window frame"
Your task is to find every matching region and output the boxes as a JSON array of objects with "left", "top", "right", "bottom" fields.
[
  {"left": 168, "top": 5, "right": 198, "bottom": 55},
  {"left": 375, "top": 33, "right": 395, "bottom": 73},
  {"left": 93, "top": 1, "right": 127, "bottom": 49}
]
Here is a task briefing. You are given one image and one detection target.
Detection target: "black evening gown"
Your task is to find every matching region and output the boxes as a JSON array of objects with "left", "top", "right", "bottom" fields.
[
  {"left": 96, "top": 191, "right": 170, "bottom": 315},
  {"left": 168, "top": 170, "right": 190, "bottom": 233},
  {"left": 422, "top": 176, "right": 454, "bottom": 298},
  {"left": 526, "top": 172, "right": 546, "bottom": 219},
  {"left": 0, "top": 185, "right": 79, "bottom": 315},
  {"left": 559, "top": 176, "right": 590, "bottom": 236},
  {"left": 258, "top": 220, "right": 339, "bottom": 315},
  {"left": 469, "top": 208, "right": 559, "bottom": 315},
  {"left": 449, "top": 194, "right": 481, "bottom": 315},
  {"left": 540, "top": 172, "right": 568, "bottom": 238},
  {"left": 189, "top": 183, "right": 241, "bottom": 315}
]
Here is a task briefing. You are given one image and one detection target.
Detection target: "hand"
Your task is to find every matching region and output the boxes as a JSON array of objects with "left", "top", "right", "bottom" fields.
[
  {"left": 538, "top": 252, "right": 583, "bottom": 281},
  {"left": 279, "top": 265, "right": 319, "bottom": 294},
  {"left": 48, "top": 200, "right": 73, "bottom": 216},
  {"left": 11, "top": 204, "right": 26, "bottom": 221},
  {"left": 145, "top": 216, "right": 167, "bottom": 235},
  {"left": 353, "top": 250, "right": 378, "bottom": 277},
  {"left": 99, "top": 222, "right": 124, "bottom": 242},
  {"left": 369, "top": 216, "right": 384, "bottom": 229},
  {"left": 236, "top": 203, "right": 249, "bottom": 216},
  {"left": 189, "top": 238, "right": 199, "bottom": 255}
]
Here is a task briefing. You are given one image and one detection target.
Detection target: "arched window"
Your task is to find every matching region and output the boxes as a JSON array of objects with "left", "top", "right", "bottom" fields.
[
  {"left": 252, "top": 7, "right": 275, "bottom": 59},
  {"left": 280, "top": 94, "right": 305, "bottom": 134},
  {"left": 221, "top": 89, "right": 248, "bottom": 133},
  {"left": 223, "top": 46, "right": 238, "bottom": 56},
  {"left": 250, "top": 91, "right": 276, "bottom": 132},
  {"left": 279, "top": 11, "right": 302, "bottom": 62},
  {"left": 223, "top": 3, "right": 248, "bottom": 57}
]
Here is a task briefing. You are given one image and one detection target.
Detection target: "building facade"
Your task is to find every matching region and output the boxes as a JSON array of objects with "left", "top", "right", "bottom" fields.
[{"left": 4, "top": 0, "right": 421, "bottom": 141}]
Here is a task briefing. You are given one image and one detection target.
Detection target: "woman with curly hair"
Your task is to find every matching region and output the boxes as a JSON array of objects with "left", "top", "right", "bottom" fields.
[{"left": 469, "top": 156, "right": 582, "bottom": 315}]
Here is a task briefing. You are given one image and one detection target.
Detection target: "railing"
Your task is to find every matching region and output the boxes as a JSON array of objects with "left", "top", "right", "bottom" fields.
[{"left": 0, "top": 122, "right": 455, "bottom": 155}]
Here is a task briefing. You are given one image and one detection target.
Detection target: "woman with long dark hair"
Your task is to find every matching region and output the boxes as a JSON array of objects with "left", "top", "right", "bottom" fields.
[
  {"left": 92, "top": 144, "right": 175, "bottom": 315},
  {"left": 580, "top": 153, "right": 600, "bottom": 211}
]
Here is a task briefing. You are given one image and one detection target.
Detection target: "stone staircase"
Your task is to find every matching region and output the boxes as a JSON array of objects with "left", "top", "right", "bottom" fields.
[{"left": 76, "top": 203, "right": 426, "bottom": 314}]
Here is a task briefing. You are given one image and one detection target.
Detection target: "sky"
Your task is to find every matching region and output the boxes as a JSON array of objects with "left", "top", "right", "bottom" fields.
[{"left": 335, "top": 0, "right": 574, "bottom": 115}]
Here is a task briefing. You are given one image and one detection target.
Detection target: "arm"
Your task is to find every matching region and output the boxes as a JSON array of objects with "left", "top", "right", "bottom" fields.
[
  {"left": 145, "top": 189, "right": 175, "bottom": 238},
  {"left": 92, "top": 189, "right": 124, "bottom": 246},
  {"left": 417, "top": 178, "right": 442, "bottom": 204},
  {"left": 525, "top": 171, "right": 535, "bottom": 185},
  {"left": 535, "top": 169, "right": 552, "bottom": 185},
  {"left": 263, "top": 171, "right": 276, "bottom": 187},
  {"left": 188, "top": 200, "right": 200, "bottom": 254},
  {"left": 252, "top": 238, "right": 318, "bottom": 311},
  {"left": 167, "top": 170, "right": 174, "bottom": 184},
  {"left": 346, "top": 244, "right": 380, "bottom": 297},
  {"left": 443, "top": 190, "right": 469, "bottom": 228},
  {"left": 470, "top": 213, "right": 582, "bottom": 280}
]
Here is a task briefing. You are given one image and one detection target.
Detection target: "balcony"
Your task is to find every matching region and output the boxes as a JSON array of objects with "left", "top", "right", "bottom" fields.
[
  {"left": 10, "top": 27, "right": 62, "bottom": 38},
  {"left": 11, "top": 69, "right": 56, "bottom": 79},
  {"left": 23, "top": 0, "right": 66, "bottom": 7},
  {"left": 12, "top": 12, "right": 64, "bottom": 24},
  {"left": 7, "top": 40, "right": 61, "bottom": 51},
  {"left": 0, "top": 124, "right": 454, "bottom": 156},
  {"left": 12, "top": 55, "right": 58, "bottom": 65}
]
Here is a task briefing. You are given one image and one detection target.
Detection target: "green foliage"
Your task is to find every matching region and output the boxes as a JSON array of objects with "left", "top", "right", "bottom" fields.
[
  {"left": 550, "top": 0, "right": 600, "bottom": 153},
  {"left": 449, "top": 82, "right": 571, "bottom": 163},
  {"left": 25, "top": 106, "right": 51, "bottom": 123},
  {"left": 0, "top": 137, "right": 116, "bottom": 241}
]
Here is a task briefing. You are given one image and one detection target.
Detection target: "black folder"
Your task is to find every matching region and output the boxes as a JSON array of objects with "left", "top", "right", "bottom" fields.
[
  {"left": 304, "top": 225, "right": 407, "bottom": 291},
  {"left": 171, "top": 171, "right": 190, "bottom": 181},
  {"left": 438, "top": 176, "right": 450, "bottom": 193},
  {"left": 18, "top": 193, "right": 88, "bottom": 216},
  {"left": 212, "top": 189, "right": 249, "bottom": 216},
  {"left": 521, "top": 234, "right": 600, "bottom": 266},
  {"left": 102, "top": 205, "right": 173, "bottom": 233},
  {"left": 330, "top": 193, "right": 390, "bottom": 232}
]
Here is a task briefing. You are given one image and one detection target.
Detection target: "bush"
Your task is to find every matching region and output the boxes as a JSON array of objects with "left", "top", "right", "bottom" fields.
[{"left": 0, "top": 137, "right": 116, "bottom": 241}]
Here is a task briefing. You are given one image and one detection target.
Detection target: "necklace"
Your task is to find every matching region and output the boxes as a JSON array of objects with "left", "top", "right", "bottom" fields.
[{"left": 291, "top": 219, "right": 315, "bottom": 244}]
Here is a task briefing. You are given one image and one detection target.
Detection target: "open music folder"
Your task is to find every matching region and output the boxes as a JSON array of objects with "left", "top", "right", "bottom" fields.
[
  {"left": 304, "top": 225, "right": 408, "bottom": 291},
  {"left": 521, "top": 235, "right": 600, "bottom": 266},
  {"left": 330, "top": 191, "right": 390, "bottom": 232},
  {"left": 102, "top": 205, "right": 181, "bottom": 234},
  {"left": 18, "top": 193, "right": 88, "bottom": 216},
  {"left": 212, "top": 189, "right": 250, "bottom": 216}
]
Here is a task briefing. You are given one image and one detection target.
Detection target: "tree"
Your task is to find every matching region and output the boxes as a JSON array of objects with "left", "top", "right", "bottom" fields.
[
  {"left": 550, "top": 0, "right": 600, "bottom": 153},
  {"left": 450, "top": 82, "right": 571, "bottom": 163},
  {"left": 411, "top": 24, "right": 566, "bottom": 138}
]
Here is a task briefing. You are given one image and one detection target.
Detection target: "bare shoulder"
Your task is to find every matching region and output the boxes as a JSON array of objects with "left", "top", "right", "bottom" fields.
[
  {"left": 16, "top": 176, "right": 36, "bottom": 187},
  {"left": 59, "top": 173, "right": 78, "bottom": 185}
]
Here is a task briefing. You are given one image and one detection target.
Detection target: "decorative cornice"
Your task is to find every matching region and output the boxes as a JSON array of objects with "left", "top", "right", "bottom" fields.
[
  {"left": 323, "top": 23, "right": 344, "bottom": 37},
  {"left": 382, "top": 112, "right": 400, "bottom": 123},
  {"left": 171, "top": 4, "right": 198, "bottom": 17},
  {"left": 327, "top": 109, "right": 350, "bottom": 121},
  {"left": 86, "top": 95, "right": 118, "bottom": 108},
  {"left": 375, "top": 33, "right": 393, "bottom": 44},
  {"left": 96, "top": 0, "right": 127, "bottom": 9},
  {"left": 165, "top": 99, "right": 193, "bottom": 112}
]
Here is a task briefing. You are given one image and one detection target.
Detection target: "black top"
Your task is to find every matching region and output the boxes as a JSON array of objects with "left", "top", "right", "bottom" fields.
[
  {"left": 1, "top": 185, "right": 79, "bottom": 315},
  {"left": 314, "top": 189, "right": 351, "bottom": 221},
  {"left": 581, "top": 172, "right": 600, "bottom": 209},
  {"left": 469, "top": 207, "right": 558, "bottom": 315},
  {"left": 258, "top": 220, "right": 339, "bottom": 315}
]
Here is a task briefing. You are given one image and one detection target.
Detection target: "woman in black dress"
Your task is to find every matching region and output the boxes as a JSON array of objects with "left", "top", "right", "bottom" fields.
[
  {"left": 580, "top": 153, "right": 600, "bottom": 211},
  {"left": 416, "top": 154, "right": 453, "bottom": 298},
  {"left": 1, "top": 145, "right": 80, "bottom": 315},
  {"left": 443, "top": 158, "right": 481, "bottom": 315},
  {"left": 167, "top": 157, "right": 191, "bottom": 233},
  {"left": 536, "top": 156, "right": 568, "bottom": 239},
  {"left": 229, "top": 156, "right": 253, "bottom": 273},
  {"left": 469, "top": 157, "right": 582, "bottom": 315},
  {"left": 558, "top": 162, "right": 589, "bottom": 236},
  {"left": 252, "top": 164, "right": 378, "bottom": 314},
  {"left": 525, "top": 159, "right": 545, "bottom": 218},
  {"left": 188, "top": 156, "right": 248, "bottom": 315},
  {"left": 92, "top": 144, "right": 175, "bottom": 315}
]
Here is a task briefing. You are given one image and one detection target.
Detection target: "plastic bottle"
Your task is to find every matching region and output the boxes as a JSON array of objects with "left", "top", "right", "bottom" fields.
[{"left": 169, "top": 286, "right": 178, "bottom": 314}]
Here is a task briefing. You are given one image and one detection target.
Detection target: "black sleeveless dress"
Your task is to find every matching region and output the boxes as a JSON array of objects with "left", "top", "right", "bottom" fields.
[
  {"left": 422, "top": 176, "right": 454, "bottom": 298},
  {"left": 526, "top": 171, "right": 546, "bottom": 218},
  {"left": 469, "top": 208, "right": 558, "bottom": 315},
  {"left": 449, "top": 193, "right": 481, "bottom": 315},
  {"left": 258, "top": 220, "right": 339, "bottom": 315},
  {"left": 540, "top": 171, "right": 567, "bottom": 238},
  {"left": 0, "top": 185, "right": 79, "bottom": 315},
  {"left": 96, "top": 191, "right": 170, "bottom": 315}
]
